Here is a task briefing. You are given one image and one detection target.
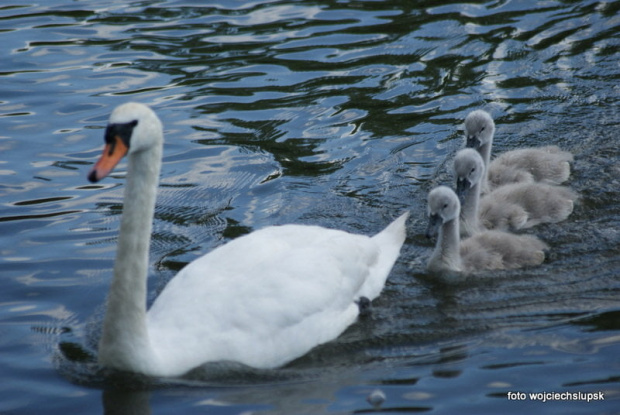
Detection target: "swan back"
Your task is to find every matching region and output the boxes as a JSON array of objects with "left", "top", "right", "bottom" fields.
[
  {"left": 460, "top": 231, "right": 547, "bottom": 272},
  {"left": 486, "top": 164, "right": 535, "bottom": 189},
  {"left": 146, "top": 213, "right": 408, "bottom": 375},
  {"left": 488, "top": 145, "right": 573, "bottom": 189},
  {"left": 479, "top": 182, "right": 578, "bottom": 231}
]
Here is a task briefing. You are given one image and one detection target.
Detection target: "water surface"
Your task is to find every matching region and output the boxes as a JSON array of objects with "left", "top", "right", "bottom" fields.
[{"left": 1, "top": 0, "right": 619, "bottom": 414}]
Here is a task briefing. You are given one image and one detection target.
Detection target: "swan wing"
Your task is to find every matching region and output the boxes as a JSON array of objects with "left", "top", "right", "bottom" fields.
[
  {"left": 490, "top": 146, "right": 573, "bottom": 185},
  {"left": 146, "top": 222, "right": 401, "bottom": 375},
  {"left": 461, "top": 230, "right": 547, "bottom": 272}
]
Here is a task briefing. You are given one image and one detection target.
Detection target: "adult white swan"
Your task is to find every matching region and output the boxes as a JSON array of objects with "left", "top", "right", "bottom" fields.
[{"left": 87, "top": 103, "right": 409, "bottom": 377}]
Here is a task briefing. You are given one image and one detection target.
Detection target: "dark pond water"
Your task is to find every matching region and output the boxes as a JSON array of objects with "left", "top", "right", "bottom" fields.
[{"left": 1, "top": 0, "right": 619, "bottom": 413}]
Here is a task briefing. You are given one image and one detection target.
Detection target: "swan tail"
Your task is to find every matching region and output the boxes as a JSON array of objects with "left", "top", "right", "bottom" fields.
[
  {"left": 361, "top": 212, "right": 409, "bottom": 300},
  {"left": 374, "top": 211, "right": 409, "bottom": 245},
  {"left": 509, "top": 235, "right": 548, "bottom": 267}
]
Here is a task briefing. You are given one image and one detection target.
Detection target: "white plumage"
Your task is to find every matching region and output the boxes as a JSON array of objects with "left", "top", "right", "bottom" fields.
[
  {"left": 88, "top": 103, "right": 408, "bottom": 377},
  {"left": 426, "top": 186, "right": 547, "bottom": 274},
  {"left": 463, "top": 110, "right": 573, "bottom": 193},
  {"left": 454, "top": 148, "right": 578, "bottom": 236}
]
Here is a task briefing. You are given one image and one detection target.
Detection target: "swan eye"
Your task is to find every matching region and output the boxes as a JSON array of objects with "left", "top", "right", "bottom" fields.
[
  {"left": 480, "top": 126, "right": 485, "bottom": 132},
  {"left": 104, "top": 120, "right": 139, "bottom": 150}
]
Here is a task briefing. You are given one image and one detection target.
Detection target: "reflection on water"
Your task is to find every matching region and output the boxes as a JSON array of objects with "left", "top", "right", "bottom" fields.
[{"left": 1, "top": 0, "right": 619, "bottom": 413}]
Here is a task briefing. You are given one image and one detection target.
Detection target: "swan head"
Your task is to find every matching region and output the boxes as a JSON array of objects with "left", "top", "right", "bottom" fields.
[
  {"left": 464, "top": 110, "right": 495, "bottom": 150},
  {"left": 425, "top": 186, "right": 460, "bottom": 238},
  {"left": 453, "top": 148, "right": 485, "bottom": 202},
  {"left": 88, "top": 103, "right": 163, "bottom": 183}
]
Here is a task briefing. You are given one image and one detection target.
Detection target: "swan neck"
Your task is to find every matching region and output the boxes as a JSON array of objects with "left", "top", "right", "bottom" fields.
[
  {"left": 461, "top": 182, "right": 480, "bottom": 234},
  {"left": 479, "top": 140, "right": 492, "bottom": 167},
  {"left": 441, "top": 218, "right": 460, "bottom": 259},
  {"left": 431, "top": 217, "right": 462, "bottom": 272},
  {"left": 478, "top": 139, "right": 492, "bottom": 191},
  {"left": 116, "top": 148, "right": 161, "bottom": 283},
  {"left": 98, "top": 145, "right": 162, "bottom": 372}
]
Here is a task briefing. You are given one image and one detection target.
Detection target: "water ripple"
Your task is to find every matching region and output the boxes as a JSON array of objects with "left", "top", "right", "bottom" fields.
[{"left": 1, "top": 0, "right": 619, "bottom": 413}]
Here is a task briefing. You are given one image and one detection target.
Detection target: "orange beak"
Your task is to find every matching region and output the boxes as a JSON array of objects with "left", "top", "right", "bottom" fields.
[{"left": 88, "top": 136, "right": 129, "bottom": 183}]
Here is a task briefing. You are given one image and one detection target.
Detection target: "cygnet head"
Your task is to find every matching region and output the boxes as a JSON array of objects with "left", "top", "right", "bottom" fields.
[
  {"left": 425, "top": 186, "right": 460, "bottom": 238},
  {"left": 453, "top": 148, "right": 485, "bottom": 201},
  {"left": 464, "top": 110, "right": 495, "bottom": 150},
  {"left": 88, "top": 103, "right": 163, "bottom": 183}
]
